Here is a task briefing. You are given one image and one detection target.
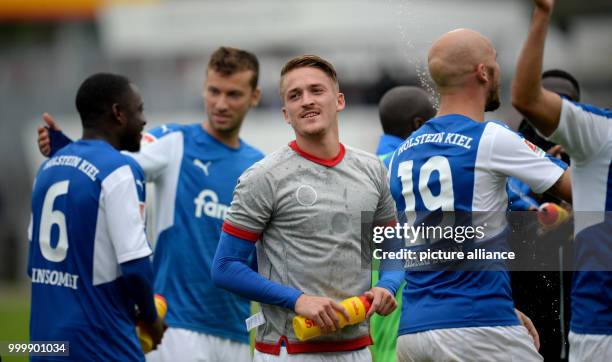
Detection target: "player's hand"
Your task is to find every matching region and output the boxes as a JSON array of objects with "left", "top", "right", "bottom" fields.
[
  {"left": 294, "top": 294, "right": 350, "bottom": 334},
  {"left": 139, "top": 317, "right": 167, "bottom": 350},
  {"left": 515, "top": 308, "right": 540, "bottom": 351},
  {"left": 546, "top": 145, "right": 565, "bottom": 159},
  {"left": 364, "top": 287, "right": 397, "bottom": 318},
  {"left": 533, "top": 0, "right": 554, "bottom": 14},
  {"left": 37, "top": 113, "right": 61, "bottom": 156}
]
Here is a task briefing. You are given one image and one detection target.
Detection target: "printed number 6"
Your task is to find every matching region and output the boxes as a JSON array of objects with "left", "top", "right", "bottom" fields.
[{"left": 39, "top": 180, "right": 70, "bottom": 262}]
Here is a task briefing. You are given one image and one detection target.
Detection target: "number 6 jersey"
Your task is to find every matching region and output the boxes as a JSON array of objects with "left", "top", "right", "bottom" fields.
[
  {"left": 28, "top": 139, "right": 151, "bottom": 361},
  {"left": 387, "top": 114, "right": 565, "bottom": 335}
]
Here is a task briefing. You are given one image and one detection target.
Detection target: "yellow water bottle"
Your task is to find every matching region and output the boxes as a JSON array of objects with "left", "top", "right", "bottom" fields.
[
  {"left": 293, "top": 295, "right": 371, "bottom": 341},
  {"left": 137, "top": 294, "right": 167, "bottom": 353}
]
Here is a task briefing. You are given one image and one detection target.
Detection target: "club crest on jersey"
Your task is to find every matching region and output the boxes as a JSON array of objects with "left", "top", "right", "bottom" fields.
[
  {"left": 194, "top": 189, "right": 228, "bottom": 219},
  {"left": 524, "top": 139, "right": 546, "bottom": 157},
  {"left": 295, "top": 185, "right": 318, "bottom": 206}
]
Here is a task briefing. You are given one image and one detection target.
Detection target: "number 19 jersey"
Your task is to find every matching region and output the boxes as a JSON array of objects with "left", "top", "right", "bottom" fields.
[
  {"left": 387, "top": 114, "right": 565, "bottom": 334},
  {"left": 28, "top": 140, "right": 151, "bottom": 361}
]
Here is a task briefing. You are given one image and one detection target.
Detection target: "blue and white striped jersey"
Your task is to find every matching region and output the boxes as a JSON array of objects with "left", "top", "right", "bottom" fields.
[
  {"left": 28, "top": 139, "right": 151, "bottom": 361},
  {"left": 135, "top": 123, "right": 264, "bottom": 343},
  {"left": 387, "top": 114, "right": 565, "bottom": 335},
  {"left": 547, "top": 99, "right": 612, "bottom": 335}
]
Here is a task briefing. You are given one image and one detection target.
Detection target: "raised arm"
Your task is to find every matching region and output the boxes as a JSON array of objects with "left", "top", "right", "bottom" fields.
[{"left": 511, "top": 0, "right": 562, "bottom": 137}]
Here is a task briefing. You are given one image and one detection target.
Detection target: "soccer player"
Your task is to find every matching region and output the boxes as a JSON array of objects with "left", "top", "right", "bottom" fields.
[
  {"left": 28, "top": 73, "right": 165, "bottom": 361},
  {"left": 376, "top": 86, "right": 436, "bottom": 166},
  {"left": 212, "top": 55, "right": 401, "bottom": 361},
  {"left": 508, "top": 69, "right": 578, "bottom": 211},
  {"left": 512, "top": 0, "right": 612, "bottom": 360},
  {"left": 37, "top": 47, "right": 264, "bottom": 361},
  {"left": 387, "top": 29, "right": 572, "bottom": 361},
  {"left": 371, "top": 86, "right": 435, "bottom": 362}
]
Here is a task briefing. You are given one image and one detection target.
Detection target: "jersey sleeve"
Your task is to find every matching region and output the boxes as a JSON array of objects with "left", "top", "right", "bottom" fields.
[
  {"left": 486, "top": 123, "right": 564, "bottom": 194},
  {"left": 374, "top": 160, "right": 398, "bottom": 224},
  {"left": 223, "top": 163, "right": 274, "bottom": 240},
  {"left": 101, "top": 165, "right": 152, "bottom": 263},
  {"left": 124, "top": 124, "right": 184, "bottom": 181},
  {"left": 547, "top": 99, "right": 612, "bottom": 162}
]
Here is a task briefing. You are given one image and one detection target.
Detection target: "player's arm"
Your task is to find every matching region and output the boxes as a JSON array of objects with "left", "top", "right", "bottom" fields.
[
  {"left": 103, "top": 165, "right": 165, "bottom": 346},
  {"left": 488, "top": 124, "right": 571, "bottom": 204},
  {"left": 365, "top": 161, "right": 404, "bottom": 318},
  {"left": 516, "top": 308, "right": 541, "bottom": 350},
  {"left": 511, "top": 0, "right": 562, "bottom": 137},
  {"left": 212, "top": 230, "right": 350, "bottom": 333},
  {"left": 120, "top": 257, "right": 166, "bottom": 347}
]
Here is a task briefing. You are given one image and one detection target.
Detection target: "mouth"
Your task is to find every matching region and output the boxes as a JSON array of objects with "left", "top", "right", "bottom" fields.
[
  {"left": 300, "top": 110, "right": 320, "bottom": 119},
  {"left": 212, "top": 113, "right": 232, "bottom": 122}
]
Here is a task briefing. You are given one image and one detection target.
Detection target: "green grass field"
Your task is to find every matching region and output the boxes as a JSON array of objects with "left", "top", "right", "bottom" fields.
[
  {"left": 0, "top": 284, "right": 30, "bottom": 362},
  {"left": 0, "top": 285, "right": 259, "bottom": 360}
]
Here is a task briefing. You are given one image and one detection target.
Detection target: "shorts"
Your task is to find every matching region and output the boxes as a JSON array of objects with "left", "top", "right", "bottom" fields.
[
  {"left": 569, "top": 331, "right": 612, "bottom": 362},
  {"left": 146, "top": 327, "right": 251, "bottom": 362},
  {"left": 396, "top": 325, "right": 542, "bottom": 361}
]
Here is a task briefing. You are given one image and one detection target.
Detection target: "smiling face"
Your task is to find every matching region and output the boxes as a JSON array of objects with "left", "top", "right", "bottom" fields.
[
  {"left": 281, "top": 66, "right": 345, "bottom": 138},
  {"left": 203, "top": 68, "right": 260, "bottom": 137},
  {"left": 119, "top": 83, "right": 147, "bottom": 152}
]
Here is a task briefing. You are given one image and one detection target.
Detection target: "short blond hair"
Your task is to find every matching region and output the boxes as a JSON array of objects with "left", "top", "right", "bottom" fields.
[{"left": 279, "top": 55, "right": 339, "bottom": 98}]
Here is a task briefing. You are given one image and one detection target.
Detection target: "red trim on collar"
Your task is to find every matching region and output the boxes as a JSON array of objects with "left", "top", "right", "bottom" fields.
[{"left": 288, "top": 140, "right": 346, "bottom": 167}]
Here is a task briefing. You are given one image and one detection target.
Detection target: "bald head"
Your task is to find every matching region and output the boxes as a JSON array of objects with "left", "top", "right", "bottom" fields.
[
  {"left": 379, "top": 86, "right": 435, "bottom": 139},
  {"left": 428, "top": 29, "right": 496, "bottom": 89}
]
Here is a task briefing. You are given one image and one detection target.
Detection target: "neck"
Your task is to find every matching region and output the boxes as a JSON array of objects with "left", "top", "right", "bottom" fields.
[
  {"left": 82, "top": 128, "right": 119, "bottom": 149},
  {"left": 203, "top": 121, "right": 240, "bottom": 148},
  {"left": 295, "top": 126, "right": 340, "bottom": 160},
  {"left": 436, "top": 86, "right": 486, "bottom": 122}
]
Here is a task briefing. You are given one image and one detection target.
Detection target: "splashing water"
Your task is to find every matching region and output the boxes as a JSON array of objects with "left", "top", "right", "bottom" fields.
[{"left": 388, "top": 0, "right": 440, "bottom": 110}]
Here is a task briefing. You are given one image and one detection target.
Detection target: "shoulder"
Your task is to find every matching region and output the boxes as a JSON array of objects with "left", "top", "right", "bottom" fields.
[
  {"left": 142, "top": 123, "right": 186, "bottom": 143},
  {"left": 237, "top": 146, "right": 292, "bottom": 182},
  {"left": 100, "top": 151, "right": 144, "bottom": 182},
  {"left": 565, "top": 100, "right": 612, "bottom": 120},
  {"left": 482, "top": 120, "right": 518, "bottom": 140},
  {"left": 344, "top": 145, "right": 385, "bottom": 169},
  {"left": 240, "top": 140, "right": 266, "bottom": 161}
]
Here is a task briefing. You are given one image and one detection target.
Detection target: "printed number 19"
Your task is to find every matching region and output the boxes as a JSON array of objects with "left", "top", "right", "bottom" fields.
[{"left": 397, "top": 156, "right": 455, "bottom": 213}]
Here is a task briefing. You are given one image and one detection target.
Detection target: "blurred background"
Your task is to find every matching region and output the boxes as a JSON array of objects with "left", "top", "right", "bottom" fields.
[{"left": 1, "top": 0, "right": 611, "bottom": 350}]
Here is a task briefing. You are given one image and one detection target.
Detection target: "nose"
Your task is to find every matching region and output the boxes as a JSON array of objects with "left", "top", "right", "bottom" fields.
[
  {"left": 301, "top": 92, "right": 315, "bottom": 107},
  {"left": 215, "top": 94, "right": 229, "bottom": 111}
]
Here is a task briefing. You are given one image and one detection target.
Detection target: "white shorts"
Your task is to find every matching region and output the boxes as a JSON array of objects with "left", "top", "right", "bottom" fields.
[
  {"left": 253, "top": 347, "right": 371, "bottom": 362},
  {"left": 146, "top": 327, "right": 251, "bottom": 362},
  {"left": 396, "top": 326, "right": 542, "bottom": 362},
  {"left": 569, "top": 331, "right": 612, "bottom": 362}
]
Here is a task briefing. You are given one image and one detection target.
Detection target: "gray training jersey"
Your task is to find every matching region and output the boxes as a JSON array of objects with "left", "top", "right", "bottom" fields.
[{"left": 224, "top": 141, "right": 396, "bottom": 353}]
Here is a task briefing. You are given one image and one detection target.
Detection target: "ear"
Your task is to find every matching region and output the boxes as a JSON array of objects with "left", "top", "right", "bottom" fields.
[
  {"left": 336, "top": 92, "right": 346, "bottom": 112},
  {"left": 475, "top": 63, "right": 488, "bottom": 83},
  {"left": 413, "top": 116, "right": 425, "bottom": 130},
  {"left": 251, "top": 87, "right": 262, "bottom": 107},
  {"left": 282, "top": 106, "right": 290, "bottom": 124},
  {"left": 111, "top": 103, "right": 126, "bottom": 125}
]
